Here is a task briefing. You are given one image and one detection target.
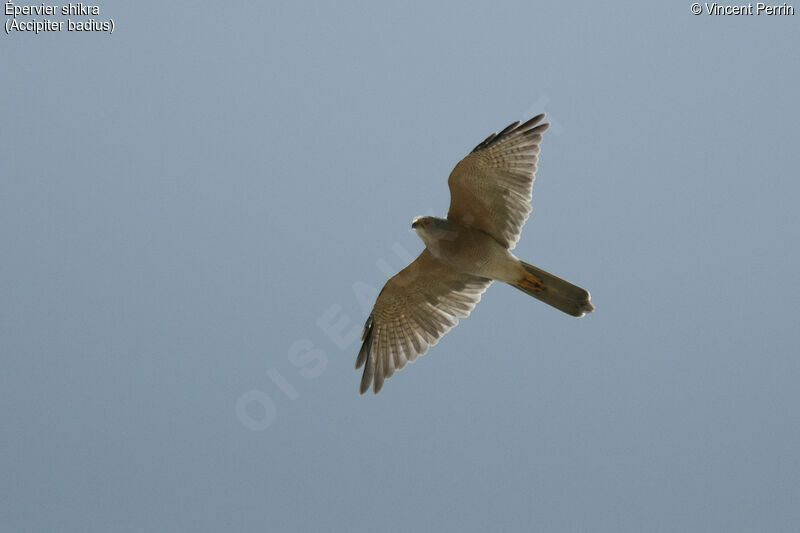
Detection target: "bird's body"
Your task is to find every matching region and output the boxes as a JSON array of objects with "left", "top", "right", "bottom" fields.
[
  {"left": 356, "top": 114, "right": 593, "bottom": 394},
  {"left": 413, "top": 216, "right": 520, "bottom": 284}
]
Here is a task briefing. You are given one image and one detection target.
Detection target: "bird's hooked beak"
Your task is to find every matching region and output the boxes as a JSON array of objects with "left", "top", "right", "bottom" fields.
[{"left": 411, "top": 219, "right": 419, "bottom": 229}]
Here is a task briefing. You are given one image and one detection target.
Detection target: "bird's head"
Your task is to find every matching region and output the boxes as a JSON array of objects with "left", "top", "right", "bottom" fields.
[
  {"left": 411, "top": 216, "right": 435, "bottom": 230},
  {"left": 411, "top": 216, "right": 455, "bottom": 244}
]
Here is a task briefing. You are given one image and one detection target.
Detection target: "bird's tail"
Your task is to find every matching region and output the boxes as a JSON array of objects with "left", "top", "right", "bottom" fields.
[{"left": 510, "top": 260, "right": 594, "bottom": 317}]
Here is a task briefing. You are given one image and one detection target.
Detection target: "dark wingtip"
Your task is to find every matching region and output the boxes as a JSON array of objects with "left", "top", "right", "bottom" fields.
[
  {"left": 355, "top": 315, "right": 373, "bottom": 369},
  {"left": 471, "top": 132, "right": 497, "bottom": 152},
  {"left": 357, "top": 316, "right": 376, "bottom": 394},
  {"left": 471, "top": 114, "right": 548, "bottom": 153},
  {"left": 519, "top": 113, "right": 546, "bottom": 130}
]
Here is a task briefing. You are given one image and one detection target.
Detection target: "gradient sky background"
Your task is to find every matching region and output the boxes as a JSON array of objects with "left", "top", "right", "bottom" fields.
[{"left": 3, "top": 2, "right": 799, "bottom": 531}]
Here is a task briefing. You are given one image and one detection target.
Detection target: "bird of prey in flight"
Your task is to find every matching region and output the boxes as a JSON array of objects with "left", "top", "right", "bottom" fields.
[{"left": 356, "top": 114, "right": 593, "bottom": 394}]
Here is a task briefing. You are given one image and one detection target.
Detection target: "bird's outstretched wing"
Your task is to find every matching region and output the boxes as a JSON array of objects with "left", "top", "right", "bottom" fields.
[
  {"left": 447, "top": 114, "right": 549, "bottom": 250},
  {"left": 356, "top": 249, "right": 491, "bottom": 394}
]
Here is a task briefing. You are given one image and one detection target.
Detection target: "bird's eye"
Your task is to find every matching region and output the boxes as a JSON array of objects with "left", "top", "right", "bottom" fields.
[{"left": 424, "top": 220, "right": 432, "bottom": 227}]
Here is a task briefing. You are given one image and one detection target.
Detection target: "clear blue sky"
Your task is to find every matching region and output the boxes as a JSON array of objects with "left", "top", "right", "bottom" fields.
[{"left": 3, "top": 1, "right": 799, "bottom": 531}]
